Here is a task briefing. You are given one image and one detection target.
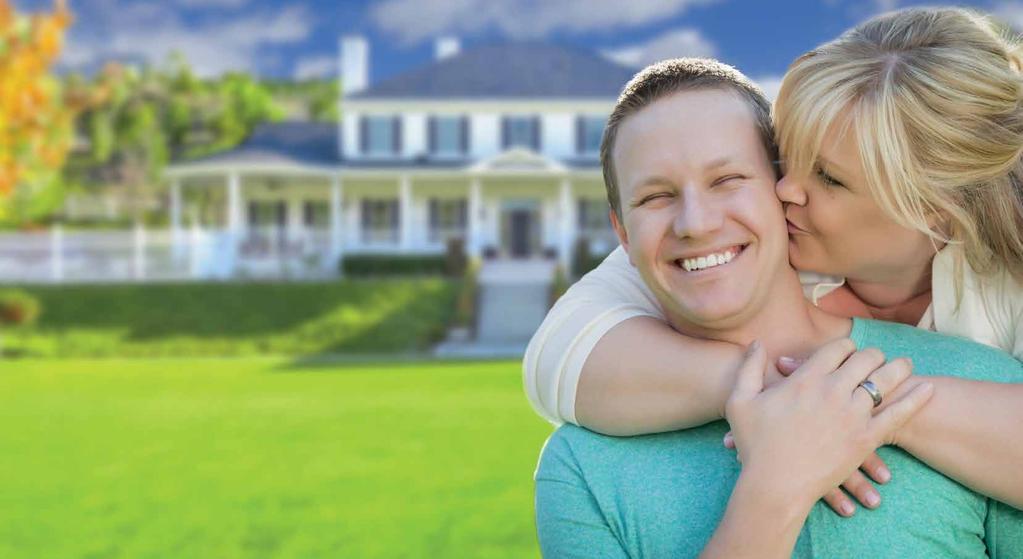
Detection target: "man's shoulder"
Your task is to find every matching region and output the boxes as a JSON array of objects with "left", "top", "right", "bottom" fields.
[
  {"left": 537, "top": 422, "right": 731, "bottom": 482},
  {"left": 853, "top": 318, "right": 1023, "bottom": 382}
]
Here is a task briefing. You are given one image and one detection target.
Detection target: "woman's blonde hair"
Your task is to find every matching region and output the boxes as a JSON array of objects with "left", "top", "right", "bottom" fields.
[{"left": 775, "top": 7, "right": 1023, "bottom": 295}]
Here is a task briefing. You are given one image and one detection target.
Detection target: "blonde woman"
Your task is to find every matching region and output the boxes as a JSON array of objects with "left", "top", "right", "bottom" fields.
[{"left": 525, "top": 6, "right": 1023, "bottom": 516}]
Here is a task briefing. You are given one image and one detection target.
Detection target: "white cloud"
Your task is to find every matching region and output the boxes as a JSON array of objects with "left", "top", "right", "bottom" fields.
[
  {"left": 370, "top": 0, "right": 719, "bottom": 45},
  {"left": 294, "top": 55, "right": 337, "bottom": 80},
  {"left": 60, "top": 3, "right": 313, "bottom": 77},
  {"left": 753, "top": 75, "right": 784, "bottom": 103},
  {"left": 601, "top": 29, "right": 717, "bottom": 68}
]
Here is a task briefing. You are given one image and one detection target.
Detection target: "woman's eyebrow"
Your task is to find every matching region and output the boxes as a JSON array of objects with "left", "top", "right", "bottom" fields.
[{"left": 816, "top": 155, "right": 851, "bottom": 178}]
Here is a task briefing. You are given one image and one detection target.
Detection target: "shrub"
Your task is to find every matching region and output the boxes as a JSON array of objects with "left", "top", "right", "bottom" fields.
[
  {"left": 341, "top": 254, "right": 447, "bottom": 277},
  {"left": 571, "top": 237, "right": 607, "bottom": 278},
  {"left": 454, "top": 259, "right": 480, "bottom": 331},
  {"left": 444, "top": 238, "right": 467, "bottom": 278},
  {"left": 549, "top": 265, "right": 569, "bottom": 308},
  {"left": 0, "top": 289, "right": 41, "bottom": 328}
]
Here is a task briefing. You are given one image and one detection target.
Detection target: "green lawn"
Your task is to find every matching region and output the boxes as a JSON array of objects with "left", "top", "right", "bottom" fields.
[
  {"left": 0, "top": 357, "right": 552, "bottom": 558},
  {"left": 8, "top": 280, "right": 457, "bottom": 358}
]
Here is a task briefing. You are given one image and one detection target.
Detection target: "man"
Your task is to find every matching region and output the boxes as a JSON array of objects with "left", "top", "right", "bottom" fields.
[{"left": 533, "top": 58, "right": 1023, "bottom": 558}]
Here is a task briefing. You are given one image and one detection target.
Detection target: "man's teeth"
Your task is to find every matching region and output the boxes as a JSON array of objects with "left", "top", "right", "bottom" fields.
[{"left": 679, "top": 248, "right": 740, "bottom": 272}]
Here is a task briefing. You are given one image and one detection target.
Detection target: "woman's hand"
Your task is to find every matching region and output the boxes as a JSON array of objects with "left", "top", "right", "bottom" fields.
[
  {"left": 721, "top": 349, "right": 904, "bottom": 517},
  {"left": 724, "top": 339, "right": 934, "bottom": 514}
]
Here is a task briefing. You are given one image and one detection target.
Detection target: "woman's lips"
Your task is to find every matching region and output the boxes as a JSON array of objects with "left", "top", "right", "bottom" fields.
[{"left": 786, "top": 218, "right": 809, "bottom": 235}]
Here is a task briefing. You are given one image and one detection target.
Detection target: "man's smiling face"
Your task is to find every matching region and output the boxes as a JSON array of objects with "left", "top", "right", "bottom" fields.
[{"left": 610, "top": 88, "right": 789, "bottom": 331}]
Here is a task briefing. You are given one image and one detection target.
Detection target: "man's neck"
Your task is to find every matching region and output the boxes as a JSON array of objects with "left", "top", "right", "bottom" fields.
[{"left": 667, "top": 268, "right": 852, "bottom": 361}]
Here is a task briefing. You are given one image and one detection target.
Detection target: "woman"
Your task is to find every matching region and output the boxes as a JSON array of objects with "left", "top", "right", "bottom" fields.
[{"left": 525, "top": 6, "right": 1023, "bottom": 516}]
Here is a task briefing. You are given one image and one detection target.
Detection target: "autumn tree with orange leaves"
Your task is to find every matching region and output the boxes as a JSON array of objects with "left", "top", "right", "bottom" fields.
[{"left": 0, "top": 0, "right": 73, "bottom": 202}]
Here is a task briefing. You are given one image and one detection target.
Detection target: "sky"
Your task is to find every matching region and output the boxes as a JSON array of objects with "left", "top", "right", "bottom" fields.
[{"left": 18, "top": 0, "right": 1023, "bottom": 97}]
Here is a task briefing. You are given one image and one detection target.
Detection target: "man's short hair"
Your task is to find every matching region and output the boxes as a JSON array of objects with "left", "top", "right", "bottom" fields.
[{"left": 601, "top": 58, "right": 779, "bottom": 221}]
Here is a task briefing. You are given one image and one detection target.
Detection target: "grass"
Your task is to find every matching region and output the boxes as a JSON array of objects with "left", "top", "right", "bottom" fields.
[
  {"left": 7, "top": 280, "right": 458, "bottom": 358},
  {"left": 0, "top": 357, "right": 552, "bottom": 558}
]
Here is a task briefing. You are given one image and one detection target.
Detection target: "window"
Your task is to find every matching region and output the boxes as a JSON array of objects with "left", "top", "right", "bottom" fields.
[
  {"left": 247, "top": 201, "right": 285, "bottom": 228},
  {"left": 360, "top": 199, "right": 399, "bottom": 243},
  {"left": 361, "top": 115, "right": 402, "bottom": 155},
  {"left": 502, "top": 115, "right": 540, "bottom": 150},
  {"left": 429, "top": 116, "right": 468, "bottom": 155},
  {"left": 578, "top": 199, "right": 611, "bottom": 233},
  {"left": 577, "top": 115, "right": 605, "bottom": 155},
  {"left": 428, "top": 198, "right": 467, "bottom": 242},
  {"left": 303, "top": 200, "right": 329, "bottom": 228}
]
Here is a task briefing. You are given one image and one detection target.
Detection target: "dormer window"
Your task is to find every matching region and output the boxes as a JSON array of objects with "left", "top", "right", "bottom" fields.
[
  {"left": 360, "top": 115, "right": 402, "bottom": 156},
  {"left": 501, "top": 115, "right": 541, "bottom": 151},
  {"left": 576, "top": 115, "right": 605, "bottom": 156},
  {"left": 429, "top": 115, "right": 468, "bottom": 156}
]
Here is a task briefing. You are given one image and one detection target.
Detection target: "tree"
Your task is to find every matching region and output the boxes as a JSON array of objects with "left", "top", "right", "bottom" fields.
[{"left": 0, "top": 0, "right": 73, "bottom": 206}]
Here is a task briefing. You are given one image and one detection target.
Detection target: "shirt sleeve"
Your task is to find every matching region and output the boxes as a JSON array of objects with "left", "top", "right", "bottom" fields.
[
  {"left": 523, "top": 246, "right": 665, "bottom": 425},
  {"left": 534, "top": 431, "right": 630, "bottom": 559},
  {"left": 986, "top": 499, "right": 1023, "bottom": 558}
]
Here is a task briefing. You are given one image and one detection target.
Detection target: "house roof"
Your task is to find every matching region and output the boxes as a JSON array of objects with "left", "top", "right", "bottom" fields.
[
  {"left": 181, "top": 121, "right": 339, "bottom": 168},
  {"left": 349, "top": 43, "right": 636, "bottom": 100}
]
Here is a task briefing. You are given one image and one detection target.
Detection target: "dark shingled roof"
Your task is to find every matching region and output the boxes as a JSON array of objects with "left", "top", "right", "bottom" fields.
[
  {"left": 349, "top": 43, "right": 635, "bottom": 99},
  {"left": 186, "top": 121, "right": 339, "bottom": 167}
]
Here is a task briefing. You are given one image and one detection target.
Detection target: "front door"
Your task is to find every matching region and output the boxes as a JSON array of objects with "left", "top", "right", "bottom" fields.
[
  {"left": 509, "top": 209, "right": 532, "bottom": 258},
  {"left": 501, "top": 199, "right": 541, "bottom": 258}
]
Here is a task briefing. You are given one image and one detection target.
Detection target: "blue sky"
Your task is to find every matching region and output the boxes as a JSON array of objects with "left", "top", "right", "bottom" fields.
[{"left": 19, "top": 0, "right": 1022, "bottom": 95}]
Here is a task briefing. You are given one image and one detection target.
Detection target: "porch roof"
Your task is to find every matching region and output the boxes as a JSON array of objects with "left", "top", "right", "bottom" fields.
[{"left": 167, "top": 122, "right": 339, "bottom": 176}]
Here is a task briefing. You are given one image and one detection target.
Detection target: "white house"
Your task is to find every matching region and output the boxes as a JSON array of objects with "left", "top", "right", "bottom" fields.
[{"left": 161, "top": 37, "right": 633, "bottom": 279}]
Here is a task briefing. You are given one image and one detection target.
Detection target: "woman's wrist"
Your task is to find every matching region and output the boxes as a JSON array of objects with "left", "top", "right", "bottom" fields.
[
  {"left": 706, "top": 468, "right": 815, "bottom": 558},
  {"left": 734, "top": 464, "right": 818, "bottom": 523}
]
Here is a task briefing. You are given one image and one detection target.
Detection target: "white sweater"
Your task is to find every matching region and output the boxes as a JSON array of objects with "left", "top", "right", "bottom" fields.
[{"left": 523, "top": 246, "right": 1023, "bottom": 425}]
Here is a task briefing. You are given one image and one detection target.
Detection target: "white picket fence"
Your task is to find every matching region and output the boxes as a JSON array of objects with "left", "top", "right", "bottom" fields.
[{"left": 0, "top": 225, "right": 337, "bottom": 284}]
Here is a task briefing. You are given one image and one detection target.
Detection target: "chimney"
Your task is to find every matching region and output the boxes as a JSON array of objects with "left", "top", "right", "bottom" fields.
[
  {"left": 340, "top": 35, "right": 368, "bottom": 96},
  {"left": 434, "top": 37, "right": 460, "bottom": 61}
]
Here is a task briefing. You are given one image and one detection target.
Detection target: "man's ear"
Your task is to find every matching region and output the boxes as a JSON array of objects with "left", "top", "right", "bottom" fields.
[{"left": 610, "top": 208, "right": 629, "bottom": 253}]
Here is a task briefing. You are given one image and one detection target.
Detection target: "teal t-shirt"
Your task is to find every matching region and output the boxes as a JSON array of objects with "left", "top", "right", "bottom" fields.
[{"left": 534, "top": 319, "right": 1023, "bottom": 558}]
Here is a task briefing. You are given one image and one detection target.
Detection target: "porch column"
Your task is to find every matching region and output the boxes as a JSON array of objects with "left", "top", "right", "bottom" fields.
[
  {"left": 50, "top": 223, "right": 63, "bottom": 283},
  {"left": 468, "top": 177, "right": 482, "bottom": 259},
  {"left": 133, "top": 221, "right": 146, "bottom": 281},
  {"left": 559, "top": 178, "right": 575, "bottom": 272},
  {"left": 170, "top": 177, "right": 183, "bottom": 255},
  {"left": 330, "top": 174, "right": 344, "bottom": 271},
  {"left": 224, "top": 171, "right": 242, "bottom": 279},
  {"left": 226, "top": 171, "right": 242, "bottom": 236},
  {"left": 399, "top": 175, "right": 413, "bottom": 251}
]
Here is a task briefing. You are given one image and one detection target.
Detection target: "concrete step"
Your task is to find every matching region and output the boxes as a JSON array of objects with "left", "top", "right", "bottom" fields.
[{"left": 475, "top": 283, "right": 550, "bottom": 344}]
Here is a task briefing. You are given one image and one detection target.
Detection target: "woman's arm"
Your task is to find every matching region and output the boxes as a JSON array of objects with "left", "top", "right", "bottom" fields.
[
  {"left": 891, "top": 377, "right": 1023, "bottom": 509},
  {"left": 575, "top": 316, "right": 745, "bottom": 435}
]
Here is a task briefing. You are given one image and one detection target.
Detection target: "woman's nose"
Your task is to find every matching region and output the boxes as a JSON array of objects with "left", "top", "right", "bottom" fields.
[{"left": 776, "top": 174, "right": 808, "bottom": 206}]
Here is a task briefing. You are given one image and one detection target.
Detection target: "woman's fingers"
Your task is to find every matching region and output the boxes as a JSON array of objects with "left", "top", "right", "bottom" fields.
[
  {"left": 869, "top": 381, "right": 935, "bottom": 445},
  {"left": 860, "top": 452, "right": 892, "bottom": 484},
  {"left": 841, "top": 469, "right": 881, "bottom": 509},
  {"left": 776, "top": 356, "right": 803, "bottom": 376},
  {"left": 849, "top": 357, "right": 913, "bottom": 410},
  {"left": 833, "top": 347, "right": 887, "bottom": 392},
  {"left": 722, "top": 431, "right": 735, "bottom": 449},
  {"left": 788, "top": 338, "right": 857, "bottom": 380},
  {"left": 729, "top": 340, "right": 768, "bottom": 403},
  {"left": 822, "top": 487, "right": 856, "bottom": 517}
]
